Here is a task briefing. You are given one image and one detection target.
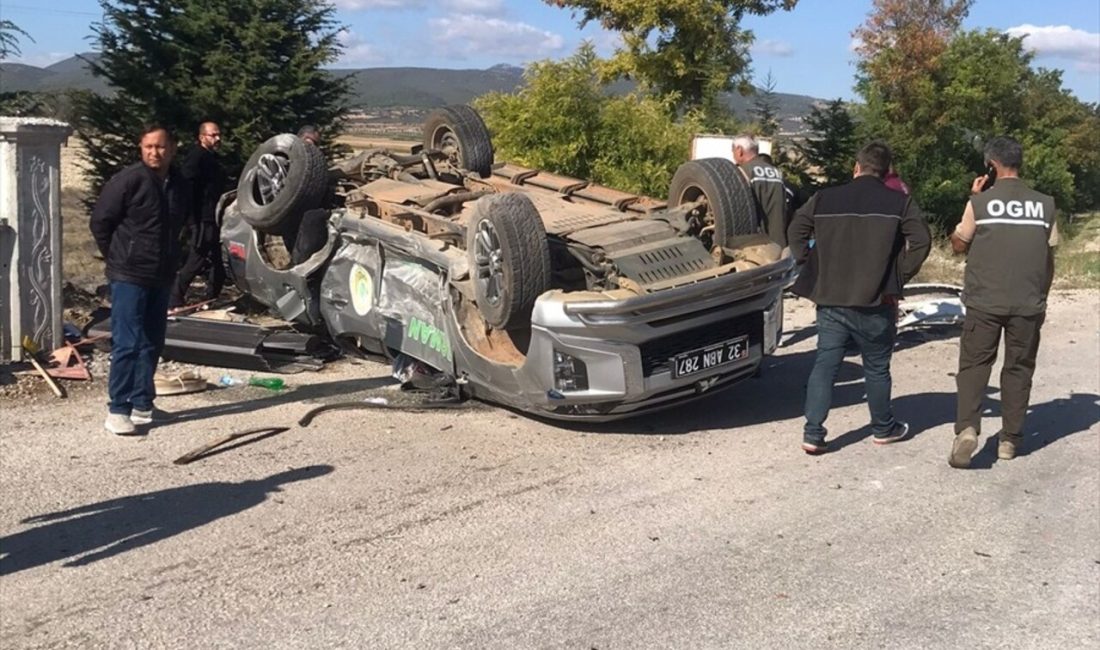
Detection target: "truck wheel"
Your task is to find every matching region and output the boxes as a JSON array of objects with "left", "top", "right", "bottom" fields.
[
  {"left": 236, "top": 134, "right": 329, "bottom": 233},
  {"left": 467, "top": 193, "right": 550, "bottom": 330},
  {"left": 423, "top": 105, "right": 494, "bottom": 178},
  {"left": 668, "top": 158, "right": 757, "bottom": 248}
]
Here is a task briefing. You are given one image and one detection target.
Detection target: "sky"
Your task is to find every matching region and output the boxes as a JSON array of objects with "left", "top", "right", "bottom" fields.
[{"left": 3, "top": 0, "right": 1099, "bottom": 103}]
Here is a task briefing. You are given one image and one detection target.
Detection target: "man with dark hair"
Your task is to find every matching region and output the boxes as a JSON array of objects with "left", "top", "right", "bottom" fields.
[
  {"left": 732, "top": 134, "right": 788, "bottom": 247},
  {"left": 787, "top": 141, "right": 931, "bottom": 454},
  {"left": 90, "top": 124, "right": 190, "bottom": 435},
  {"left": 171, "top": 121, "right": 227, "bottom": 308},
  {"left": 297, "top": 124, "right": 321, "bottom": 146},
  {"left": 947, "top": 136, "right": 1058, "bottom": 468}
]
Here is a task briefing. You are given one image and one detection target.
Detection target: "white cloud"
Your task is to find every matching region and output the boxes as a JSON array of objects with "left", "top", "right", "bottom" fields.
[
  {"left": 428, "top": 15, "right": 565, "bottom": 60},
  {"left": 332, "top": 0, "right": 425, "bottom": 9},
  {"left": 335, "top": 30, "right": 388, "bottom": 66},
  {"left": 849, "top": 37, "right": 863, "bottom": 53},
  {"left": 1005, "top": 24, "right": 1100, "bottom": 72},
  {"left": 440, "top": 0, "right": 504, "bottom": 13},
  {"left": 753, "top": 39, "right": 794, "bottom": 57}
]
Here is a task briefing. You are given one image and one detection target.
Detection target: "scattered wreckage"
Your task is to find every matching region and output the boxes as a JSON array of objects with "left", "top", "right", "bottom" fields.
[{"left": 218, "top": 105, "right": 797, "bottom": 420}]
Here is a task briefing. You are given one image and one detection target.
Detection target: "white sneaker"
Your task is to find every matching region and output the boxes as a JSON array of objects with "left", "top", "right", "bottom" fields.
[
  {"left": 105, "top": 413, "right": 137, "bottom": 436},
  {"left": 131, "top": 408, "right": 175, "bottom": 425}
]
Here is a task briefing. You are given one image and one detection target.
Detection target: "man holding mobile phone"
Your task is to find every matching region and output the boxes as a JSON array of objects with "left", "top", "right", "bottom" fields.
[{"left": 948, "top": 136, "right": 1059, "bottom": 468}]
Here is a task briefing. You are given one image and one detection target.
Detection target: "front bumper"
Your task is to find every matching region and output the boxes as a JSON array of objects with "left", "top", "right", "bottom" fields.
[{"left": 463, "top": 257, "right": 795, "bottom": 421}]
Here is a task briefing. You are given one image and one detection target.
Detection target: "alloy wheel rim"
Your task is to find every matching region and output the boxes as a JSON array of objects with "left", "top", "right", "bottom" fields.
[
  {"left": 254, "top": 153, "right": 291, "bottom": 205},
  {"left": 473, "top": 219, "right": 504, "bottom": 306}
]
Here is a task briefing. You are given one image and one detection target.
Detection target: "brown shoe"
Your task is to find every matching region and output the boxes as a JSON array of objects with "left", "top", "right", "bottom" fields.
[
  {"left": 998, "top": 432, "right": 1021, "bottom": 460},
  {"left": 949, "top": 427, "right": 979, "bottom": 469}
]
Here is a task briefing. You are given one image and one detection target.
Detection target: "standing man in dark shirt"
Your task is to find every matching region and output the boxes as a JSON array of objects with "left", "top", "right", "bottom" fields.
[
  {"left": 787, "top": 142, "right": 931, "bottom": 454},
  {"left": 733, "top": 134, "right": 788, "bottom": 247},
  {"left": 947, "top": 136, "right": 1058, "bottom": 468},
  {"left": 171, "top": 121, "right": 227, "bottom": 307},
  {"left": 90, "top": 124, "right": 190, "bottom": 435}
]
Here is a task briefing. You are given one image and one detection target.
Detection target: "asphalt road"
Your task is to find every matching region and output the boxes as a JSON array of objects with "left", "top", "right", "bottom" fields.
[{"left": 2, "top": 292, "right": 1097, "bottom": 649}]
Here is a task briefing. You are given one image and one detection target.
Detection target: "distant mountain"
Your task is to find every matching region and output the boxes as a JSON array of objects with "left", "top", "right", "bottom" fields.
[
  {"left": 336, "top": 64, "right": 526, "bottom": 108},
  {"left": 0, "top": 52, "right": 109, "bottom": 94},
  {"left": 2, "top": 54, "right": 822, "bottom": 129}
]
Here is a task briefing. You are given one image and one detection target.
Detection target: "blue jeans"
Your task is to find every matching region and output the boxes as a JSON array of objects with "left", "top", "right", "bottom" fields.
[
  {"left": 108, "top": 281, "right": 170, "bottom": 415},
  {"left": 804, "top": 305, "right": 897, "bottom": 440}
]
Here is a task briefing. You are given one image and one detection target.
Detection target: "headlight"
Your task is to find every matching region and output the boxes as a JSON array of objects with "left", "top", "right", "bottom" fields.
[{"left": 553, "top": 350, "right": 589, "bottom": 391}]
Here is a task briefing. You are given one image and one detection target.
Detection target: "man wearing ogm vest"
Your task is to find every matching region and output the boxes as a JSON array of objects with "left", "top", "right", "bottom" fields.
[{"left": 948, "top": 136, "right": 1058, "bottom": 469}]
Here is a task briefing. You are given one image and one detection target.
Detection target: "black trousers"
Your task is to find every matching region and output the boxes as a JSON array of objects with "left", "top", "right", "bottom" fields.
[
  {"left": 955, "top": 307, "right": 1045, "bottom": 437},
  {"left": 282, "top": 208, "right": 331, "bottom": 267},
  {"left": 171, "top": 222, "right": 225, "bottom": 307}
]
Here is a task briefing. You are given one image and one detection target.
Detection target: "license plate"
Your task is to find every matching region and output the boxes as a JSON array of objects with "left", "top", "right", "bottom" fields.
[{"left": 671, "top": 335, "right": 750, "bottom": 378}]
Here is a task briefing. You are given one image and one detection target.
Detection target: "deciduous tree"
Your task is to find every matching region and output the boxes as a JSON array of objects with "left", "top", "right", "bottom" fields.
[
  {"left": 857, "top": 20, "right": 1100, "bottom": 226},
  {"left": 475, "top": 44, "right": 703, "bottom": 198},
  {"left": 853, "top": 0, "right": 973, "bottom": 122},
  {"left": 545, "top": 0, "right": 797, "bottom": 114}
]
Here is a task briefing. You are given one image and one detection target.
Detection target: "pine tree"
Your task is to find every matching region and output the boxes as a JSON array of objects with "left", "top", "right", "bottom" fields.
[
  {"left": 0, "top": 19, "right": 44, "bottom": 116},
  {"left": 749, "top": 71, "right": 781, "bottom": 138},
  {"left": 0, "top": 19, "right": 32, "bottom": 59},
  {"left": 795, "top": 99, "right": 858, "bottom": 188},
  {"left": 75, "top": 0, "right": 350, "bottom": 201}
]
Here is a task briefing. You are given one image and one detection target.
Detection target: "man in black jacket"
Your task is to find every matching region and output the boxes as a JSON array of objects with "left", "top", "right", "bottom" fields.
[
  {"left": 787, "top": 142, "right": 931, "bottom": 454},
  {"left": 171, "top": 121, "right": 227, "bottom": 307},
  {"left": 90, "top": 124, "right": 189, "bottom": 435}
]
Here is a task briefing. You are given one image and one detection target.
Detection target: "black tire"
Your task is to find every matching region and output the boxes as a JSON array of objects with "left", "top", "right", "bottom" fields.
[
  {"left": 466, "top": 193, "right": 551, "bottom": 330},
  {"left": 236, "top": 134, "right": 329, "bottom": 233},
  {"left": 423, "top": 105, "right": 494, "bottom": 178},
  {"left": 668, "top": 158, "right": 757, "bottom": 248}
]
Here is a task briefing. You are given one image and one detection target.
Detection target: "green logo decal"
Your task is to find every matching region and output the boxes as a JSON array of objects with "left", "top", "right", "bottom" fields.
[{"left": 405, "top": 317, "right": 452, "bottom": 361}]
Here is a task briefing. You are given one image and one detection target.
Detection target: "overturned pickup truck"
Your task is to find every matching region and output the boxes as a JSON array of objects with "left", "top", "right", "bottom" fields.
[{"left": 220, "top": 106, "right": 795, "bottom": 420}]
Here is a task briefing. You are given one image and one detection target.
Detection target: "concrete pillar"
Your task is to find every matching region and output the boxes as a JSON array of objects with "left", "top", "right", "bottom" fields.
[{"left": 0, "top": 117, "right": 73, "bottom": 362}]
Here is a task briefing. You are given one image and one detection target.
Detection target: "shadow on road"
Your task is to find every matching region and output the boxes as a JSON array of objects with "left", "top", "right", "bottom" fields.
[
  {"left": 0, "top": 465, "right": 334, "bottom": 576},
  {"left": 565, "top": 349, "right": 866, "bottom": 435},
  {"left": 564, "top": 335, "right": 1098, "bottom": 455}
]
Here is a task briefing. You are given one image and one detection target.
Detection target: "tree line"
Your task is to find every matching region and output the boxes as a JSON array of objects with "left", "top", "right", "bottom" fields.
[{"left": 2, "top": 0, "right": 1096, "bottom": 230}]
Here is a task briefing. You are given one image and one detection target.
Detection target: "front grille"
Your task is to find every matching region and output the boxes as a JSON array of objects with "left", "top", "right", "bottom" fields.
[{"left": 639, "top": 312, "right": 762, "bottom": 376}]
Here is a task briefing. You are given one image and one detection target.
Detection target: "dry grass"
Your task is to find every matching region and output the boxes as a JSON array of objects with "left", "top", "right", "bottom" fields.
[
  {"left": 58, "top": 137, "right": 104, "bottom": 291},
  {"left": 60, "top": 186, "right": 102, "bottom": 291},
  {"left": 913, "top": 214, "right": 1100, "bottom": 289},
  {"left": 912, "top": 240, "right": 965, "bottom": 285},
  {"left": 1052, "top": 213, "right": 1100, "bottom": 290}
]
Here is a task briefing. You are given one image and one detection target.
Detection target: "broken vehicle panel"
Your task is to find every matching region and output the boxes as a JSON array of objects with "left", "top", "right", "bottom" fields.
[{"left": 219, "top": 105, "right": 796, "bottom": 421}]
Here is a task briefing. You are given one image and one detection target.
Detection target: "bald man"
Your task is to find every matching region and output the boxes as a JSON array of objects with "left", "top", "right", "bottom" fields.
[{"left": 172, "top": 121, "right": 227, "bottom": 307}]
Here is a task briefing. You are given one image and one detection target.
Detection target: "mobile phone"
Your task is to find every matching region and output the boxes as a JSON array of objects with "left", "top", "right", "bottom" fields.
[{"left": 980, "top": 164, "right": 996, "bottom": 191}]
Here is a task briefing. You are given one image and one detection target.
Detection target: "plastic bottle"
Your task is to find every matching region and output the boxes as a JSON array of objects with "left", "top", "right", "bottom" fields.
[
  {"left": 248, "top": 376, "right": 286, "bottom": 390},
  {"left": 218, "top": 374, "right": 241, "bottom": 387}
]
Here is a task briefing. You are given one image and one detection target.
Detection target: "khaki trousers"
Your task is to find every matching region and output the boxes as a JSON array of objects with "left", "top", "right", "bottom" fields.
[{"left": 955, "top": 307, "right": 1045, "bottom": 437}]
